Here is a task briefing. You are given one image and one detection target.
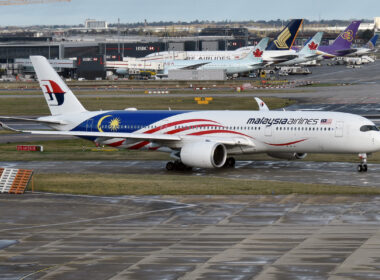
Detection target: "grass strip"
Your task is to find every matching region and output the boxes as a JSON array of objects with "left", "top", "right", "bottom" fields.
[{"left": 32, "top": 173, "right": 380, "bottom": 195}]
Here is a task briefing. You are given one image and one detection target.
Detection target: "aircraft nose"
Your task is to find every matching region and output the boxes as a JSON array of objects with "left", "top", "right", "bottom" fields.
[{"left": 373, "top": 132, "right": 380, "bottom": 150}]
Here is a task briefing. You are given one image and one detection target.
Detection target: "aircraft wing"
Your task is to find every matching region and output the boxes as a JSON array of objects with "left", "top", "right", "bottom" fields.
[
  {"left": 304, "top": 54, "right": 320, "bottom": 60},
  {"left": 178, "top": 62, "right": 210, "bottom": 70},
  {"left": 335, "top": 49, "right": 358, "bottom": 56},
  {"left": 0, "top": 123, "right": 255, "bottom": 147},
  {"left": 265, "top": 54, "right": 299, "bottom": 63},
  {"left": 0, "top": 116, "right": 67, "bottom": 125}
]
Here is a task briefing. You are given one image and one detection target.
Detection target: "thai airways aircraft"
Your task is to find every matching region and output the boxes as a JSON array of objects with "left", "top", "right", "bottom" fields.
[
  {"left": 276, "top": 32, "right": 323, "bottom": 66},
  {"left": 317, "top": 21, "right": 361, "bottom": 59},
  {"left": 143, "top": 19, "right": 303, "bottom": 64},
  {"left": 1, "top": 56, "right": 380, "bottom": 172},
  {"left": 347, "top": 34, "right": 378, "bottom": 57},
  {"left": 160, "top": 38, "right": 269, "bottom": 75}
]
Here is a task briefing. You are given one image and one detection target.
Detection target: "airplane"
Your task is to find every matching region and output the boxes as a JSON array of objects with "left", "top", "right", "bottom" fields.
[
  {"left": 143, "top": 19, "right": 303, "bottom": 64},
  {"left": 160, "top": 38, "right": 269, "bottom": 75},
  {"left": 276, "top": 32, "right": 323, "bottom": 66},
  {"left": 1, "top": 55, "right": 380, "bottom": 173},
  {"left": 347, "top": 34, "right": 378, "bottom": 57},
  {"left": 316, "top": 21, "right": 361, "bottom": 59},
  {"left": 262, "top": 19, "right": 304, "bottom": 64}
]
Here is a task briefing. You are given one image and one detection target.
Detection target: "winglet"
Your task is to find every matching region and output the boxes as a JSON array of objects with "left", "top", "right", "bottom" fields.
[
  {"left": 254, "top": 97, "right": 269, "bottom": 111},
  {"left": 0, "top": 121, "right": 21, "bottom": 132}
]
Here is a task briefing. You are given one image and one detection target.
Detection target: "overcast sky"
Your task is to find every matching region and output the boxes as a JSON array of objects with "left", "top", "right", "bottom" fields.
[{"left": 0, "top": 0, "right": 379, "bottom": 26}]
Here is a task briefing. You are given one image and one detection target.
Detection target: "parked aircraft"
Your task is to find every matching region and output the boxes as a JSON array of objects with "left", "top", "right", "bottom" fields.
[
  {"left": 347, "top": 34, "right": 378, "bottom": 57},
  {"left": 160, "top": 38, "right": 269, "bottom": 75},
  {"left": 1, "top": 56, "right": 380, "bottom": 172},
  {"left": 317, "top": 21, "right": 361, "bottom": 59},
  {"left": 276, "top": 32, "right": 323, "bottom": 66},
  {"left": 143, "top": 19, "right": 303, "bottom": 65}
]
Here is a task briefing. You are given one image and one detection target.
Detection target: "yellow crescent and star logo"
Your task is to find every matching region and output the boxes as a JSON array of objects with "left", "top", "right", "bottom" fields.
[{"left": 97, "top": 115, "right": 121, "bottom": 132}]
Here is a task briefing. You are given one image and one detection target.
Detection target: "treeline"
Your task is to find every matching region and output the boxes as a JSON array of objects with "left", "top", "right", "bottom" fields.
[{"left": 108, "top": 19, "right": 373, "bottom": 28}]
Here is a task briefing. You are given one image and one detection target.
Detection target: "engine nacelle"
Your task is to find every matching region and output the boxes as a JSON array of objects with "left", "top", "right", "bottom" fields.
[
  {"left": 180, "top": 141, "right": 227, "bottom": 168},
  {"left": 267, "top": 152, "right": 307, "bottom": 160}
]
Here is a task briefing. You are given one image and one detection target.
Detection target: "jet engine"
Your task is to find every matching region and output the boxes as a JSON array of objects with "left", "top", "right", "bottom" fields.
[
  {"left": 180, "top": 141, "right": 227, "bottom": 168},
  {"left": 267, "top": 152, "right": 307, "bottom": 160}
]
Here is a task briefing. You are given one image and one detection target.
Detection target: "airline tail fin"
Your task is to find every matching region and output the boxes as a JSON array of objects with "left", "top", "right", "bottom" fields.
[
  {"left": 266, "top": 19, "right": 303, "bottom": 50},
  {"left": 299, "top": 32, "right": 323, "bottom": 55},
  {"left": 366, "top": 34, "right": 379, "bottom": 49},
  {"left": 30, "top": 56, "right": 86, "bottom": 116},
  {"left": 330, "top": 21, "right": 361, "bottom": 50},
  {"left": 244, "top": 37, "right": 269, "bottom": 61}
]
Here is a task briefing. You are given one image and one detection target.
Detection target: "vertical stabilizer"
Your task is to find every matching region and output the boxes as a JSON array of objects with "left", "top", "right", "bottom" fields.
[
  {"left": 30, "top": 56, "right": 86, "bottom": 116},
  {"left": 299, "top": 32, "right": 323, "bottom": 55},
  {"left": 266, "top": 19, "right": 303, "bottom": 50},
  {"left": 366, "top": 34, "right": 379, "bottom": 49},
  {"left": 244, "top": 37, "right": 269, "bottom": 61},
  {"left": 330, "top": 21, "right": 361, "bottom": 50}
]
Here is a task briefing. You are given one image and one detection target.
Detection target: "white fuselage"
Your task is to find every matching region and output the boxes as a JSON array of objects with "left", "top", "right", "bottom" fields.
[
  {"left": 43, "top": 110, "right": 380, "bottom": 155},
  {"left": 144, "top": 48, "right": 299, "bottom": 65}
]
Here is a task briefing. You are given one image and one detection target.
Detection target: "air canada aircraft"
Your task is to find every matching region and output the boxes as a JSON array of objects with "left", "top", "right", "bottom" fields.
[
  {"left": 276, "top": 32, "right": 323, "bottom": 66},
  {"left": 1, "top": 56, "right": 380, "bottom": 172},
  {"left": 161, "top": 38, "right": 269, "bottom": 75}
]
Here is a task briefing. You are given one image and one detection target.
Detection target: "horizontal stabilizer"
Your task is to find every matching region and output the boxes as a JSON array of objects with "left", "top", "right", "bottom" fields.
[{"left": 0, "top": 116, "right": 66, "bottom": 125}]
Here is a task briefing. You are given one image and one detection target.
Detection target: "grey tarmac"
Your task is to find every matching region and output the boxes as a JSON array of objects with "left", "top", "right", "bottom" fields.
[
  {"left": 0, "top": 160, "right": 379, "bottom": 187},
  {"left": 1, "top": 193, "right": 380, "bottom": 280}
]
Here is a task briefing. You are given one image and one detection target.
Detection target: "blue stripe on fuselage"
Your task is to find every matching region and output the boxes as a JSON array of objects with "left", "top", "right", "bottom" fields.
[{"left": 72, "top": 110, "right": 190, "bottom": 133}]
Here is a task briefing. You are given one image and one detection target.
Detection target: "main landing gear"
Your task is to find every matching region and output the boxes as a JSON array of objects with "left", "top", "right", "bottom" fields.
[
  {"left": 223, "top": 157, "right": 236, "bottom": 168},
  {"left": 166, "top": 161, "right": 192, "bottom": 171},
  {"left": 357, "top": 153, "right": 368, "bottom": 172}
]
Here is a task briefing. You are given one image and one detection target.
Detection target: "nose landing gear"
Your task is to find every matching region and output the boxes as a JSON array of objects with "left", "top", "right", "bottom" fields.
[{"left": 357, "top": 153, "right": 368, "bottom": 172}]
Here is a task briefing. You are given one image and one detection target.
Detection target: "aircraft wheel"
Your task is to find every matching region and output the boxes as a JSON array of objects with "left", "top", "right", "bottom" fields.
[
  {"left": 166, "top": 161, "right": 175, "bottom": 171},
  {"left": 224, "top": 157, "right": 236, "bottom": 168},
  {"left": 357, "top": 164, "right": 363, "bottom": 172},
  {"left": 363, "top": 164, "right": 368, "bottom": 172}
]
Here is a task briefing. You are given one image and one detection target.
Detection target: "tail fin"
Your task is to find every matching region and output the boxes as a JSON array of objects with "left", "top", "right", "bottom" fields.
[
  {"left": 30, "top": 56, "right": 86, "bottom": 116},
  {"left": 244, "top": 37, "right": 269, "bottom": 60},
  {"left": 299, "top": 32, "right": 323, "bottom": 55},
  {"left": 330, "top": 21, "right": 361, "bottom": 49},
  {"left": 266, "top": 19, "right": 303, "bottom": 50},
  {"left": 366, "top": 34, "right": 379, "bottom": 49}
]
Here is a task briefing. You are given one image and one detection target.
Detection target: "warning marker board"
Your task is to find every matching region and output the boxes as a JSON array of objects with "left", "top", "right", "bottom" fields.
[{"left": 0, "top": 168, "right": 33, "bottom": 194}]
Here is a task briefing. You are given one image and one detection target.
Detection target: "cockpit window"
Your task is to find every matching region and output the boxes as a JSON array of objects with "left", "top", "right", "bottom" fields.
[{"left": 360, "top": 125, "right": 379, "bottom": 132}]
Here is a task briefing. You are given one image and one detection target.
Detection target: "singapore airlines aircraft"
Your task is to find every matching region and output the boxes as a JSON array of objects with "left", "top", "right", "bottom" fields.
[{"left": 1, "top": 56, "right": 380, "bottom": 172}]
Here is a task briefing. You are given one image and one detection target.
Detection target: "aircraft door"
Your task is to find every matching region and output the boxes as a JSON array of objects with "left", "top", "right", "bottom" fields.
[
  {"left": 265, "top": 125, "right": 272, "bottom": 137},
  {"left": 86, "top": 119, "right": 94, "bottom": 132},
  {"left": 335, "top": 121, "right": 344, "bottom": 137}
]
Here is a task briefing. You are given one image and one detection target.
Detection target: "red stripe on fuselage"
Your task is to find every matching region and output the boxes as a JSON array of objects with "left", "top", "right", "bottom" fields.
[
  {"left": 143, "top": 119, "right": 220, "bottom": 134},
  {"left": 107, "top": 140, "right": 125, "bottom": 147},
  {"left": 129, "top": 141, "right": 150, "bottom": 150},
  {"left": 265, "top": 139, "right": 307, "bottom": 146}
]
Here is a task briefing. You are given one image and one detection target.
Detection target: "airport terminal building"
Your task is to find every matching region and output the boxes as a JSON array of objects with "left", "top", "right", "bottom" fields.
[{"left": 0, "top": 19, "right": 378, "bottom": 80}]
